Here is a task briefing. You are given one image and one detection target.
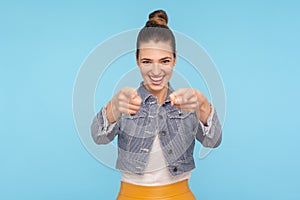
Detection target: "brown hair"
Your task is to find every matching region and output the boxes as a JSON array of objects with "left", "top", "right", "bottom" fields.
[{"left": 136, "top": 10, "right": 176, "bottom": 58}]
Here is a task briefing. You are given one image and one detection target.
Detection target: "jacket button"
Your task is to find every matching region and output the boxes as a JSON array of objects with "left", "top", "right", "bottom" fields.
[
  {"left": 173, "top": 167, "right": 178, "bottom": 172},
  {"left": 168, "top": 149, "right": 173, "bottom": 154},
  {"left": 160, "top": 131, "right": 167, "bottom": 136}
]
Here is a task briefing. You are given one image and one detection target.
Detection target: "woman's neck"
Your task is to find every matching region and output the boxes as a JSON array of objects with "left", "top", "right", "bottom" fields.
[
  {"left": 156, "top": 87, "right": 168, "bottom": 105},
  {"left": 145, "top": 85, "right": 168, "bottom": 105}
]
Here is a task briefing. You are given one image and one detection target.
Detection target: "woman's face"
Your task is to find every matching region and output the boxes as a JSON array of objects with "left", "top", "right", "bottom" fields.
[{"left": 136, "top": 40, "right": 176, "bottom": 94}]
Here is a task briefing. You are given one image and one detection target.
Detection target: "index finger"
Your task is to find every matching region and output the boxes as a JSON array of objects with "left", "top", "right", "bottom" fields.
[
  {"left": 169, "top": 89, "right": 186, "bottom": 106},
  {"left": 169, "top": 93, "right": 176, "bottom": 102},
  {"left": 170, "top": 92, "right": 180, "bottom": 106}
]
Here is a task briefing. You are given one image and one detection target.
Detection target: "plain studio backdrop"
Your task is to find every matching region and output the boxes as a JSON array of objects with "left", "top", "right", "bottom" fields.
[{"left": 1, "top": 1, "right": 299, "bottom": 200}]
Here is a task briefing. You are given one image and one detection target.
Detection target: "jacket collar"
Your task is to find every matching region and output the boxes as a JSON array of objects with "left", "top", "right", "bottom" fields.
[{"left": 138, "top": 82, "right": 175, "bottom": 105}]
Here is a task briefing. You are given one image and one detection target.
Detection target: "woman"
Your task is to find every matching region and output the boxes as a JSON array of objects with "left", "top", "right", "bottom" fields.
[{"left": 91, "top": 9, "right": 222, "bottom": 200}]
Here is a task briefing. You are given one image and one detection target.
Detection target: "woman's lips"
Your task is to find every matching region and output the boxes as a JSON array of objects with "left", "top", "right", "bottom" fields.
[{"left": 149, "top": 75, "right": 164, "bottom": 85}]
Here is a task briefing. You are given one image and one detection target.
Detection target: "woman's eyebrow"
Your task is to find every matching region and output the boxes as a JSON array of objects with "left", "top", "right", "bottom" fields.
[
  {"left": 140, "top": 58, "right": 152, "bottom": 61},
  {"left": 160, "top": 57, "right": 172, "bottom": 60}
]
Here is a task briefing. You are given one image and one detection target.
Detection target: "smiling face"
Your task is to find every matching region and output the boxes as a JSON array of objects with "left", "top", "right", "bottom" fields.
[{"left": 136, "top": 40, "right": 176, "bottom": 96}]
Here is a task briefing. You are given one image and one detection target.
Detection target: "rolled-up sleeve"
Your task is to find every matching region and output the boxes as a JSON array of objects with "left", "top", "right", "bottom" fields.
[
  {"left": 91, "top": 105, "right": 119, "bottom": 144},
  {"left": 196, "top": 105, "right": 222, "bottom": 148}
]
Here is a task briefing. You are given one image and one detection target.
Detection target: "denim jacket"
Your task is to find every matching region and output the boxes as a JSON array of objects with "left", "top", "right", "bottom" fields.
[{"left": 91, "top": 82, "right": 222, "bottom": 176}]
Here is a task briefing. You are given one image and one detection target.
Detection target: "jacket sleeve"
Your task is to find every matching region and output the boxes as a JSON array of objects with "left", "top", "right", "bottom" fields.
[
  {"left": 90, "top": 105, "right": 119, "bottom": 144},
  {"left": 195, "top": 106, "right": 222, "bottom": 148}
]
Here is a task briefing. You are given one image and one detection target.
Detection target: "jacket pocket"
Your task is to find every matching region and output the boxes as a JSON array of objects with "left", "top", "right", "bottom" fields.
[
  {"left": 166, "top": 109, "right": 194, "bottom": 133},
  {"left": 118, "top": 110, "right": 149, "bottom": 151},
  {"left": 120, "top": 110, "right": 148, "bottom": 134}
]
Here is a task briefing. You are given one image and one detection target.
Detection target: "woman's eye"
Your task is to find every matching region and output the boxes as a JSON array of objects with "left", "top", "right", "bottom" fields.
[{"left": 162, "top": 60, "right": 170, "bottom": 64}]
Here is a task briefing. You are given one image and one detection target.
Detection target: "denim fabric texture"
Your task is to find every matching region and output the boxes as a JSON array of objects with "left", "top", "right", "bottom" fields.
[{"left": 91, "top": 82, "right": 222, "bottom": 176}]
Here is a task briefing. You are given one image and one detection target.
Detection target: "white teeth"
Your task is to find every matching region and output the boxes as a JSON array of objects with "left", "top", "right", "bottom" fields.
[{"left": 149, "top": 76, "right": 163, "bottom": 82}]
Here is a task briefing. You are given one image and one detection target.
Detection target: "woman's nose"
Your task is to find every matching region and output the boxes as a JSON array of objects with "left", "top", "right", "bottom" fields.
[{"left": 152, "top": 63, "right": 161, "bottom": 75}]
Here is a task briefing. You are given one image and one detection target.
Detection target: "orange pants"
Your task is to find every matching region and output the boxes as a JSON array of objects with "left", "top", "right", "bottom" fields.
[{"left": 116, "top": 179, "right": 196, "bottom": 200}]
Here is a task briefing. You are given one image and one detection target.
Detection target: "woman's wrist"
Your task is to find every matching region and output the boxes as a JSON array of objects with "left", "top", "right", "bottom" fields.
[
  {"left": 195, "top": 91, "right": 211, "bottom": 125},
  {"left": 106, "top": 100, "right": 120, "bottom": 124}
]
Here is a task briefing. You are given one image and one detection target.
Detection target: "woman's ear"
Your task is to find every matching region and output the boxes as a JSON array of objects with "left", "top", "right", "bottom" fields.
[
  {"left": 173, "top": 51, "right": 177, "bottom": 66},
  {"left": 135, "top": 52, "right": 139, "bottom": 66}
]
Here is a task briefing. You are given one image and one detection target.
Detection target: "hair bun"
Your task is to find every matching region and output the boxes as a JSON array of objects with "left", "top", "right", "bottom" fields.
[{"left": 146, "top": 9, "right": 169, "bottom": 28}]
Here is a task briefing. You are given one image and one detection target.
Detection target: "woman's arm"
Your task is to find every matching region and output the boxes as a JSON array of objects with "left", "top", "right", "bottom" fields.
[
  {"left": 169, "top": 88, "right": 222, "bottom": 148},
  {"left": 195, "top": 107, "right": 222, "bottom": 148},
  {"left": 90, "top": 105, "right": 119, "bottom": 144},
  {"left": 91, "top": 87, "right": 142, "bottom": 144},
  {"left": 194, "top": 90, "right": 222, "bottom": 148}
]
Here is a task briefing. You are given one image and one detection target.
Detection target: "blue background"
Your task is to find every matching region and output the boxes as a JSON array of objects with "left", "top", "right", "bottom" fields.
[{"left": 1, "top": 1, "right": 299, "bottom": 199}]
